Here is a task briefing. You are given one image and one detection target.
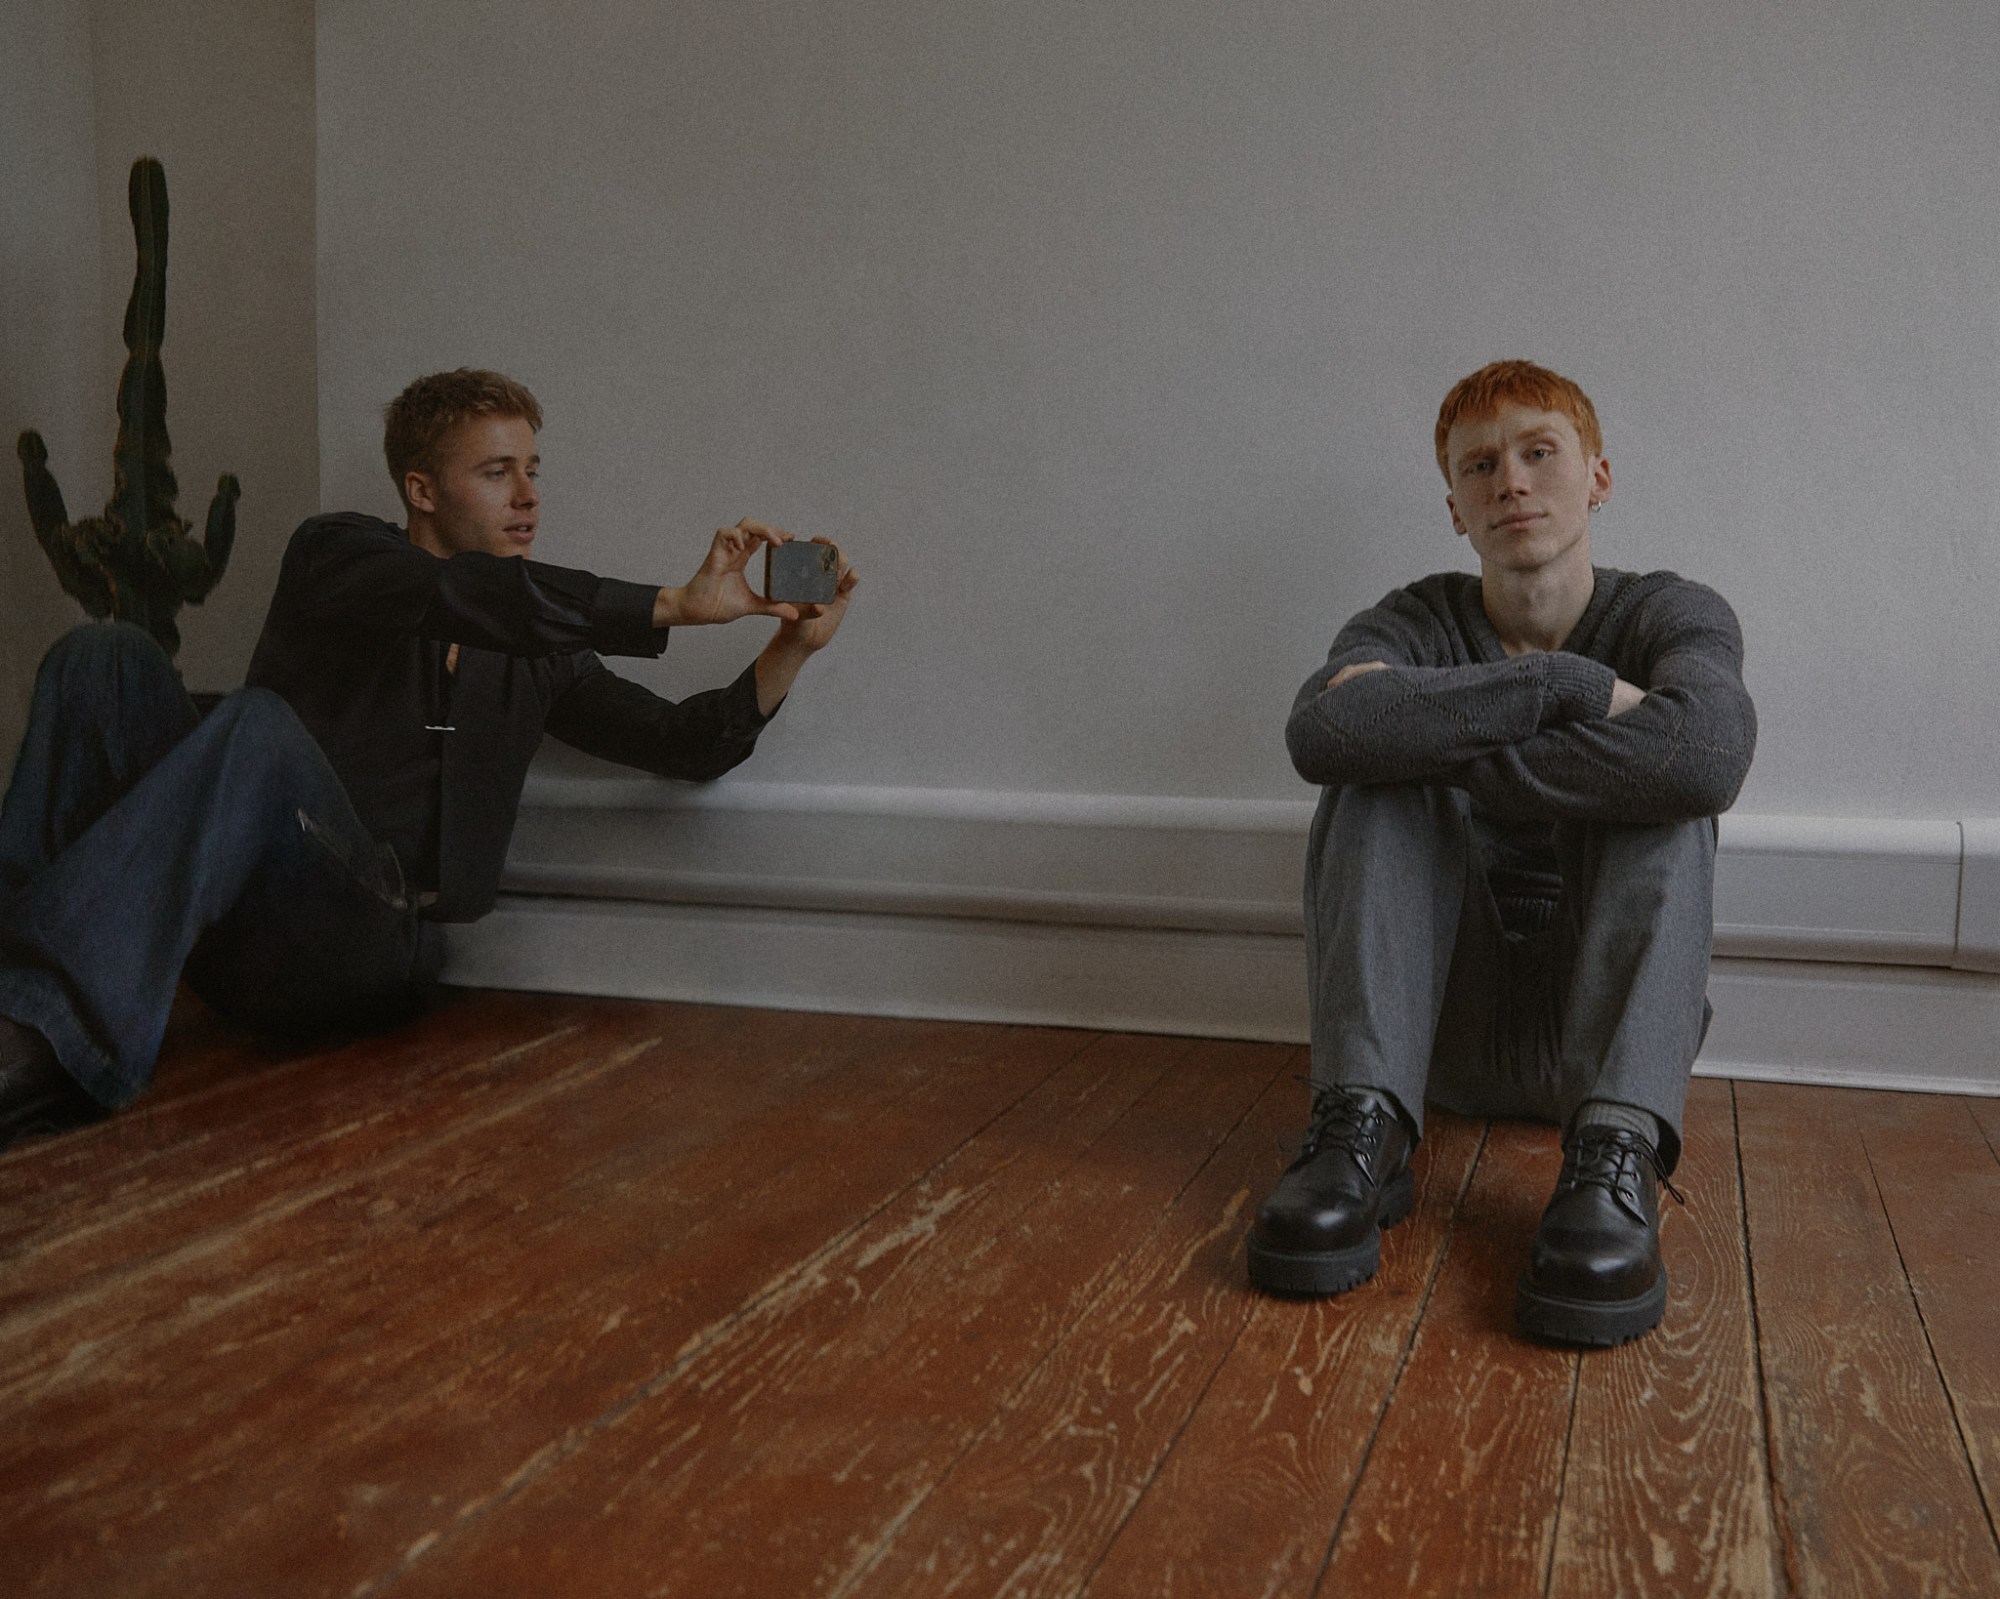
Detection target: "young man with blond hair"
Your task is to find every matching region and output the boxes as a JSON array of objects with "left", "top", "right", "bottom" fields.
[
  {"left": 0, "top": 368, "right": 854, "bottom": 1142},
  {"left": 1246, "top": 359, "right": 1755, "bottom": 1345}
]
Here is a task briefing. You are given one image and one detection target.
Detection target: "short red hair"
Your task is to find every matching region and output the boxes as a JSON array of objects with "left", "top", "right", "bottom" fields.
[{"left": 1433, "top": 360, "right": 1603, "bottom": 482}]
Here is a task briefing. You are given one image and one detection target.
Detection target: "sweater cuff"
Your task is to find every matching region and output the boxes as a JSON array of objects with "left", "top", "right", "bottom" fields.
[
  {"left": 1540, "top": 653, "right": 1617, "bottom": 723},
  {"left": 590, "top": 576, "right": 671, "bottom": 658},
  {"left": 723, "top": 661, "right": 778, "bottom": 732}
]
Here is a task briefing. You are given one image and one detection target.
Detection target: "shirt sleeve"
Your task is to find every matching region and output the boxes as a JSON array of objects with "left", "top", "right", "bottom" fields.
[
  {"left": 1445, "top": 580, "right": 1758, "bottom": 823},
  {"left": 282, "top": 513, "right": 669, "bottom": 659},
  {"left": 1284, "top": 589, "right": 1616, "bottom": 787},
  {"left": 544, "top": 656, "right": 773, "bottom": 781}
]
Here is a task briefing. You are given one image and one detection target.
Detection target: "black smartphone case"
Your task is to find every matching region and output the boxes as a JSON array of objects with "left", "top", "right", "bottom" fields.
[{"left": 765, "top": 541, "right": 841, "bottom": 605}]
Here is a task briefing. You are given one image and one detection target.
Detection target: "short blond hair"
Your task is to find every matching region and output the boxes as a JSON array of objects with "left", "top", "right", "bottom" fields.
[{"left": 384, "top": 369, "right": 543, "bottom": 502}]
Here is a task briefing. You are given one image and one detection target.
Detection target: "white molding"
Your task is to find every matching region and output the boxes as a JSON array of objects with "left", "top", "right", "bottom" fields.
[
  {"left": 441, "top": 902, "right": 2000, "bottom": 1098},
  {"left": 445, "top": 897, "right": 1310, "bottom": 1045},
  {"left": 1956, "top": 818, "right": 2000, "bottom": 974},
  {"left": 500, "top": 863, "right": 1300, "bottom": 935},
  {"left": 465, "top": 779, "right": 2000, "bottom": 1094},
  {"left": 1712, "top": 813, "right": 1963, "bottom": 965},
  {"left": 506, "top": 777, "right": 1999, "bottom": 969},
  {"left": 502, "top": 783, "right": 1315, "bottom": 942},
  {"left": 1702, "top": 958, "right": 2000, "bottom": 1095},
  {"left": 521, "top": 774, "right": 1317, "bottom": 833}
]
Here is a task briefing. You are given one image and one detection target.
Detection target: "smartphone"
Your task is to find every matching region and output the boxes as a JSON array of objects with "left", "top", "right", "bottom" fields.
[{"left": 764, "top": 540, "right": 841, "bottom": 606}]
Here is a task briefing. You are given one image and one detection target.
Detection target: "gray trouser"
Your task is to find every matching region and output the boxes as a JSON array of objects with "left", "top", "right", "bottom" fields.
[{"left": 1303, "top": 783, "right": 1716, "bottom": 1171}]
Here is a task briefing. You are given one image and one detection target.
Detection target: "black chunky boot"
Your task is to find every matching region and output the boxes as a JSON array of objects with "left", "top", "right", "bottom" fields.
[
  {"left": 1515, "top": 1126, "right": 1683, "bottom": 1346},
  {"left": 1247, "top": 1085, "right": 1414, "bottom": 1296}
]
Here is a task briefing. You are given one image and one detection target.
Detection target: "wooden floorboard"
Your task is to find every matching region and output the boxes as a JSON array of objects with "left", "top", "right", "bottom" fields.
[
  {"left": 381, "top": 1034, "right": 1281, "bottom": 1598},
  {"left": 1969, "top": 1095, "right": 2000, "bottom": 1157},
  {"left": 1850, "top": 1090, "right": 2000, "bottom": 1559},
  {"left": 1546, "top": 1076, "right": 1780, "bottom": 1599},
  {"left": 1083, "top": 1105, "right": 1486, "bottom": 1598},
  {"left": 836, "top": 1039, "right": 1288, "bottom": 1591},
  {"left": 850, "top": 1044, "right": 1296, "bottom": 1599},
  {"left": 1737, "top": 1080, "right": 2000, "bottom": 1598},
  {"left": 1316, "top": 1118, "right": 1579, "bottom": 1596},
  {"left": 4, "top": 990, "right": 1996, "bottom": 1598},
  {"left": 3, "top": 996, "right": 1093, "bottom": 1598}
]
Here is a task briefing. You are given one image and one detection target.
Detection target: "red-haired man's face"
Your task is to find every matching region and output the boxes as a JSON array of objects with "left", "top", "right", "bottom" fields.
[{"left": 1443, "top": 404, "right": 1610, "bottom": 580}]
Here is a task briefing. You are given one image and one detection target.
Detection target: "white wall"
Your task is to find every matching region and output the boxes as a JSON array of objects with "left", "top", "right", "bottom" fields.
[
  {"left": 0, "top": 0, "right": 104, "bottom": 760},
  {"left": 4, "top": 0, "right": 1990, "bottom": 1079},
  {"left": 318, "top": 0, "right": 2000, "bottom": 821},
  {"left": 0, "top": 0, "right": 316, "bottom": 747}
]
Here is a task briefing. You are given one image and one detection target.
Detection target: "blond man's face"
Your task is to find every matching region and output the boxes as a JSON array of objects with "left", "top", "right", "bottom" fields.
[{"left": 406, "top": 415, "right": 540, "bottom": 559}]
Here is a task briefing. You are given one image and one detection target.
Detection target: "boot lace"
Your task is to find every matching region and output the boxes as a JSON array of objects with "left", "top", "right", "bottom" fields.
[
  {"left": 1288, "top": 1081, "right": 1390, "bottom": 1176},
  {"left": 1562, "top": 1126, "right": 1687, "bottom": 1213}
]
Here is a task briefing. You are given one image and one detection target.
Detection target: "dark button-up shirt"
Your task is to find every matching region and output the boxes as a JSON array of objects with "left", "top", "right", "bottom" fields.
[{"left": 245, "top": 512, "right": 772, "bottom": 921}]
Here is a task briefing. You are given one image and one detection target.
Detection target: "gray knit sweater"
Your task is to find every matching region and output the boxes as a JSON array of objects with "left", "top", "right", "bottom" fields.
[{"left": 1286, "top": 569, "right": 1757, "bottom": 824}]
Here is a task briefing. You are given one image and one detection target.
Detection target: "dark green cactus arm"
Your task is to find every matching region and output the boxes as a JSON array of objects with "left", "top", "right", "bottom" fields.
[
  {"left": 196, "top": 473, "right": 239, "bottom": 598},
  {"left": 150, "top": 474, "right": 237, "bottom": 604},
  {"left": 16, "top": 431, "right": 114, "bottom": 617},
  {"left": 108, "top": 157, "right": 177, "bottom": 552},
  {"left": 17, "top": 430, "right": 70, "bottom": 538}
]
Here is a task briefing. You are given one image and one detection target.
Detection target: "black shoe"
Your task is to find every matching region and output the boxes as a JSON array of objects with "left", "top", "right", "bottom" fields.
[
  {"left": 1247, "top": 1085, "right": 1415, "bottom": 1296},
  {"left": 0, "top": 1016, "right": 96, "bottom": 1151},
  {"left": 1515, "top": 1126, "right": 1682, "bottom": 1346}
]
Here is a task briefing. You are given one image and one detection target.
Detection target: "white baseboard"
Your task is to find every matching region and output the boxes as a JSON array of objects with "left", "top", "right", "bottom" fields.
[
  {"left": 442, "top": 898, "right": 2000, "bottom": 1099},
  {"left": 508, "top": 777, "right": 2000, "bottom": 968},
  {"left": 445, "top": 897, "right": 1311, "bottom": 1045},
  {"left": 1701, "top": 958, "right": 2000, "bottom": 1095},
  {"left": 1958, "top": 817, "right": 2000, "bottom": 973},
  {"left": 443, "top": 777, "right": 2000, "bottom": 1096}
]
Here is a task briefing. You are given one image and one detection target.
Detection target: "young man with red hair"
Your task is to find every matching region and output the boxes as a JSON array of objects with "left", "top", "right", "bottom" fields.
[
  {"left": 1246, "top": 360, "right": 1755, "bottom": 1345},
  {"left": 0, "top": 369, "right": 855, "bottom": 1141}
]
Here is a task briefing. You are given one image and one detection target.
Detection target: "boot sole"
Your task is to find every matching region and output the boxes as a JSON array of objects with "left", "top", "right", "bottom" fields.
[
  {"left": 1513, "top": 1269, "right": 1668, "bottom": 1347},
  {"left": 1246, "top": 1168, "right": 1415, "bottom": 1297}
]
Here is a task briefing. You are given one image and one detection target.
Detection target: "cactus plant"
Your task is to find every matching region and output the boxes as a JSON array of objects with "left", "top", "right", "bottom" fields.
[{"left": 16, "top": 157, "right": 239, "bottom": 660}]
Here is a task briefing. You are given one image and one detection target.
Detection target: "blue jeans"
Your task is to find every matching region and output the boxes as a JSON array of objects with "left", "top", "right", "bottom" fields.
[{"left": 0, "top": 624, "right": 441, "bottom": 1110}]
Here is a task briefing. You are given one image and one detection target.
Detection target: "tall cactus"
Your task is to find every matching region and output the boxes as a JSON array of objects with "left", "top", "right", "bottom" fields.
[{"left": 16, "top": 157, "right": 239, "bottom": 660}]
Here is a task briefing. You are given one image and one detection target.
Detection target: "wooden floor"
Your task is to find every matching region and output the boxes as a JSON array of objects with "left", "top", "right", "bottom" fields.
[{"left": 3, "top": 991, "right": 1997, "bottom": 1598}]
